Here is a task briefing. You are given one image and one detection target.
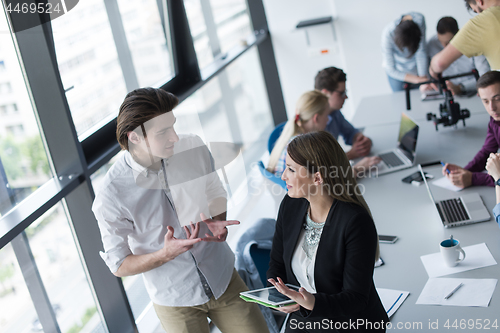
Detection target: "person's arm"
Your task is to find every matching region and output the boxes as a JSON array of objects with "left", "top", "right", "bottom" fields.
[
  {"left": 266, "top": 196, "right": 288, "bottom": 284},
  {"left": 414, "top": 13, "right": 428, "bottom": 77},
  {"left": 429, "top": 43, "right": 463, "bottom": 78},
  {"left": 464, "top": 120, "right": 497, "bottom": 172},
  {"left": 460, "top": 55, "right": 492, "bottom": 94},
  {"left": 115, "top": 226, "right": 201, "bottom": 277},
  {"left": 381, "top": 24, "right": 406, "bottom": 82},
  {"left": 486, "top": 153, "right": 500, "bottom": 225},
  {"left": 303, "top": 212, "right": 378, "bottom": 318}
]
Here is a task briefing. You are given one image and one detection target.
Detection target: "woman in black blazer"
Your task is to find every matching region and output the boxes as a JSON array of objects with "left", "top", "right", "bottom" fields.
[{"left": 267, "top": 131, "right": 388, "bottom": 332}]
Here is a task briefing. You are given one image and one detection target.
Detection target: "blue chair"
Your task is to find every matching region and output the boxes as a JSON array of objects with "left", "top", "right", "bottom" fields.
[
  {"left": 257, "top": 161, "right": 286, "bottom": 189},
  {"left": 268, "top": 122, "right": 286, "bottom": 154}
]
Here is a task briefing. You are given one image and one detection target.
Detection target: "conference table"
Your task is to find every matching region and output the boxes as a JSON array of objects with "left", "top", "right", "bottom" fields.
[
  {"left": 354, "top": 90, "right": 500, "bottom": 329},
  {"left": 352, "top": 88, "right": 484, "bottom": 127}
]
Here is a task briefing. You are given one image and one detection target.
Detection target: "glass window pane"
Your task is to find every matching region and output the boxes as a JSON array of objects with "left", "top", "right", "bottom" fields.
[
  {"left": 0, "top": 202, "right": 106, "bottom": 333},
  {"left": 51, "top": 0, "right": 128, "bottom": 137},
  {"left": 0, "top": 7, "right": 52, "bottom": 216},
  {"left": 210, "top": 0, "right": 252, "bottom": 54},
  {"left": 184, "top": 0, "right": 214, "bottom": 69},
  {"left": 116, "top": 0, "right": 174, "bottom": 87}
]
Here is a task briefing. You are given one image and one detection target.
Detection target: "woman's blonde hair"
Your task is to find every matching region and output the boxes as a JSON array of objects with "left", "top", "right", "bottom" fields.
[
  {"left": 287, "top": 131, "right": 380, "bottom": 261},
  {"left": 267, "top": 90, "right": 329, "bottom": 172}
]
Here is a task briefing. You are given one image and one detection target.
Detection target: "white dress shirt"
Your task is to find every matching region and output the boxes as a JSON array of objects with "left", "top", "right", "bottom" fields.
[{"left": 92, "top": 134, "right": 234, "bottom": 306}]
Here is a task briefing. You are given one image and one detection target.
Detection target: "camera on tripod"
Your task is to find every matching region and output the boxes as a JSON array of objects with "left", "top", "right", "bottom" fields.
[{"left": 404, "top": 70, "right": 479, "bottom": 131}]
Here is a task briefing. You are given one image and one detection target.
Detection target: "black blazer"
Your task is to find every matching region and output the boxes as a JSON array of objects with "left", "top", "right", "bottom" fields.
[{"left": 267, "top": 195, "right": 388, "bottom": 331}]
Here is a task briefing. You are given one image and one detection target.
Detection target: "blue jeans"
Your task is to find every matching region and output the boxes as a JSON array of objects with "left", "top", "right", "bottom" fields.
[{"left": 387, "top": 75, "right": 419, "bottom": 92}]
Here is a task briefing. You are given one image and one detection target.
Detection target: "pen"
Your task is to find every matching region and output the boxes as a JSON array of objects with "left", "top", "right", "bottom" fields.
[
  {"left": 444, "top": 283, "right": 463, "bottom": 299},
  {"left": 440, "top": 161, "right": 450, "bottom": 174}
]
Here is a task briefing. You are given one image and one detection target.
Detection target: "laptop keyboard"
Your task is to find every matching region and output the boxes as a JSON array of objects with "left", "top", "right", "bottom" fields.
[
  {"left": 438, "top": 198, "right": 470, "bottom": 223},
  {"left": 379, "top": 152, "right": 405, "bottom": 167}
]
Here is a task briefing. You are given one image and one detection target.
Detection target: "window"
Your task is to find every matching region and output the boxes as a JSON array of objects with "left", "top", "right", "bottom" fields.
[
  {"left": 51, "top": 0, "right": 128, "bottom": 137},
  {"left": 117, "top": 0, "right": 174, "bottom": 87},
  {"left": 0, "top": 202, "right": 106, "bottom": 333},
  {"left": 0, "top": 9, "right": 52, "bottom": 216},
  {"left": 210, "top": 0, "right": 252, "bottom": 54}
]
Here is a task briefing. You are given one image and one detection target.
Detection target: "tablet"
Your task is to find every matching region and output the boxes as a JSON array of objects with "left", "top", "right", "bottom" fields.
[{"left": 240, "top": 285, "right": 300, "bottom": 307}]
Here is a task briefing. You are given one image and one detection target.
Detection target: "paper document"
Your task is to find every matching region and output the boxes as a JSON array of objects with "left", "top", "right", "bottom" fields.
[
  {"left": 421, "top": 243, "right": 497, "bottom": 278},
  {"left": 376, "top": 288, "right": 410, "bottom": 318},
  {"left": 432, "top": 177, "right": 463, "bottom": 192},
  {"left": 416, "top": 278, "right": 497, "bottom": 307}
]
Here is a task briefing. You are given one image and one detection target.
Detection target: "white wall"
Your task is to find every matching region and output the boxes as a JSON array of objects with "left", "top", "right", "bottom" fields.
[{"left": 263, "top": 0, "right": 475, "bottom": 120}]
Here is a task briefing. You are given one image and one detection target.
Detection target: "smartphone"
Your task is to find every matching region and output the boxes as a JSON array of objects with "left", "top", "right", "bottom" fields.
[
  {"left": 401, "top": 171, "right": 433, "bottom": 185},
  {"left": 379, "top": 235, "right": 398, "bottom": 244}
]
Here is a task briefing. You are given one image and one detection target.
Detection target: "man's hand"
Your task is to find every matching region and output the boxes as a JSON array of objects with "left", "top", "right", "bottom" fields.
[
  {"left": 348, "top": 134, "right": 372, "bottom": 159},
  {"left": 442, "top": 163, "right": 472, "bottom": 188},
  {"left": 161, "top": 225, "right": 202, "bottom": 262},
  {"left": 353, "top": 156, "right": 382, "bottom": 178},
  {"left": 200, "top": 213, "right": 240, "bottom": 242},
  {"left": 486, "top": 153, "right": 500, "bottom": 182},
  {"left": 268, "top": 277, "right": 315, "bottom": 312},
  {"left": 445, "top": 80, "right": 462, "bottom": 96}
]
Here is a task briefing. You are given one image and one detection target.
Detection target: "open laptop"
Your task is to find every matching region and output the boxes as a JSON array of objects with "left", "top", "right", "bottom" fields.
[
  {"left": 418, "top": 165, "right": 490, "bottom": 228},
  {"left": 376, "top": 113, "right": 419, "bottom": 175}
]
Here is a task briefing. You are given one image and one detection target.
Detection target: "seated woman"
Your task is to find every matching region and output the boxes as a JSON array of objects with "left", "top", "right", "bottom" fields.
[
  {"left": 267, "top": 131, "right": 388, "bottom": 332},
  {"left": 267, "top": 90, "right": 380, "bottom": 178}
]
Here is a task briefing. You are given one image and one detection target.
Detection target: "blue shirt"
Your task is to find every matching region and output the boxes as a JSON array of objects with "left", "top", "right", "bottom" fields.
[
  {"left": 493, "top": 203, "right": 500, "bottom": 227},
  {"left": 325, "top": 110, "right": 359, "bottom": 145}
]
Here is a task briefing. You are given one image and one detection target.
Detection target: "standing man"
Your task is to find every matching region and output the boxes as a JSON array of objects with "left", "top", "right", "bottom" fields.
[
  {"left": 442, "top": 71, "right": 500, "bottom": 188},
  {"left": 92, "top": 88, "right": 268, "bottom": 333},
  {"left": 314, "top": 67, "right": 373, "bottom": 160},
  {"left": 430, "top": 0, "right": 500, "bottom": 77},
  {"left": 423, "top": 16, "right": 490, "bottom": 95}
]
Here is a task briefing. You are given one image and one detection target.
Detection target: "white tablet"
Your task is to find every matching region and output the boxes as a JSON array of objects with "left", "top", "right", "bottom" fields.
[{"left": 240, "top": 284, "right": 300, "bottom": 307}]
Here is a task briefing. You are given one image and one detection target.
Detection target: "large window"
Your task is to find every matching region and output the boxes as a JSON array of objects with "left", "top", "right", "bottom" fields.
[
  {"left": 0, "top": 0, "right": 283, "bottom": 331},
  {"left": 0, "top": 202, "right": 106, "bottom": 333},
  {"left": 0, "top": 9, "right": 52, "bottom": 215}
]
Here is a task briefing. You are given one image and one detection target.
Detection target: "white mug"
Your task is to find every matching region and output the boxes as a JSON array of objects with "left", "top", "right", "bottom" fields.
[{"left": 440, "top": 239, "right": 466, "bottom": 267}]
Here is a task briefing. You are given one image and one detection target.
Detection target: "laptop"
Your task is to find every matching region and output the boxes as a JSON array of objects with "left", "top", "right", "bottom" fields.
[
  {"left": 376, "top": 113, "right": 419, "bottom": 175},
  {"left": 418, "top": 165, "right": 490, "bottom": 228}
]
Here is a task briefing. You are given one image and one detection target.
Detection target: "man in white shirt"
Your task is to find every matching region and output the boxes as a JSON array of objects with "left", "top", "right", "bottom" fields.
[{"left": 92, "top": 88, "right": 268, "bottom": 333}]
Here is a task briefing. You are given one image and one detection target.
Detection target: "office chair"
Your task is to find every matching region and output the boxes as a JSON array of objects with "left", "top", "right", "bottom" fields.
[
  {"left": 257, "top": 161, "right": 286, "bottom": 189},
  {"left": 267, "top": 122, "right": 286, "bottom": 154}
]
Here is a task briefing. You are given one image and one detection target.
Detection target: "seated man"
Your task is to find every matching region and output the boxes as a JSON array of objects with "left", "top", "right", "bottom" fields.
[
  {"left": 422, "top": 16, "right": 490, "bottom": 95},
  {"left": 314, "top": 67, "right": 373, "bottom": 160},
  {"left": 442, "top": 71, "right": 500, "bottom": 188}
]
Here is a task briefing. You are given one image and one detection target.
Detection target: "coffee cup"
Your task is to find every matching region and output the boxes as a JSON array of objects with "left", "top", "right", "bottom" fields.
[{"left": 440, "top": 238, "right": 466, "bottom": 267}]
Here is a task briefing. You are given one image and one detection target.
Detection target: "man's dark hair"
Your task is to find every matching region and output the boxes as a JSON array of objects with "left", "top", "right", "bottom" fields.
[
  {"left": 477, "top": 71, "right": 500, "bottom": 90},
  {"left": 394, "top": 20, "right": 421, "bottom": 57},
  {"left": 314, "top": 67, "right": 347, "bottom": 92},
  {"left": 116, "top": 88, "right": 179, "bottom": 151},
  {"left": 464, "top": 0, "right": 475, "bottom": 11},
  {"left": 437, "top": 17, "right": 459, "bottom": 35}
]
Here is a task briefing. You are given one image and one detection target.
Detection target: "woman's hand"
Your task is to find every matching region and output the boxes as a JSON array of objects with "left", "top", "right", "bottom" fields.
[{"left": 268, "top": 277, "right": 315, "bottom": 311}]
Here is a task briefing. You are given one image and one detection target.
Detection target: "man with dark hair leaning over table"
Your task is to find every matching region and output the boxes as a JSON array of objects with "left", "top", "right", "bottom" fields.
[
  {"left": 442, "top": 71, "right": 500, "bottom": 188},
  {"left": 429, "top": 0, "right": 500, "bottom": 77},
  {"left": 92, "top": 87, "right": 268, "bottom": 333},
  {"left": 314, "top": 66, "right": 373, "bottom": 160}
]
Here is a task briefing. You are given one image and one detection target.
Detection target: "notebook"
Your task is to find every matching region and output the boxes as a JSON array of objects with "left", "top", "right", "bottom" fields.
[
  {"left": 376, "top": 113, "right": 419, "bottom": 175},
  {"left": 418, "top": 165, "right": 490, "bottom": 227}
]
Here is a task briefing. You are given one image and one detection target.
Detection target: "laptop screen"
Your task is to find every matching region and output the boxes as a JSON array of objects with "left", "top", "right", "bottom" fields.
[{"left": 397, "top": 113, "right": 419, "bottom": 162}]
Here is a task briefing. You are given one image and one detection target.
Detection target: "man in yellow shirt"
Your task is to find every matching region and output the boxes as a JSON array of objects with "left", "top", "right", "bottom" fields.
[{"left": 429, "top": 0, "right": 500, "bottom": 77}]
